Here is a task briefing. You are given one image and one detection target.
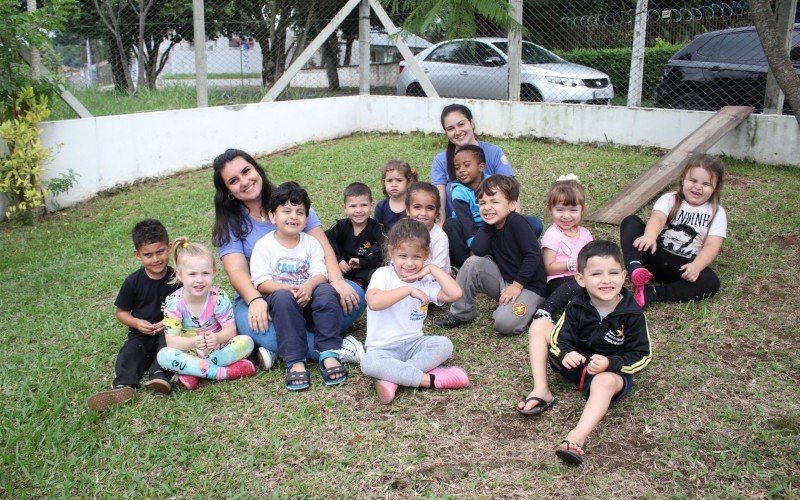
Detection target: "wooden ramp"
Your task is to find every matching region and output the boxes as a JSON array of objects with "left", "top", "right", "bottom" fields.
[{"left": 586, "top": 106, "right": 753, "bottom": 225}]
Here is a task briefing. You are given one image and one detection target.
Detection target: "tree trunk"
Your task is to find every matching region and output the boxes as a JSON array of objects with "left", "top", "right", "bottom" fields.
[
  {"left": 321, "top": 32, "right": 340, "bottom": 91},
  {"left": 343, "top": 34, "right": 355, "bottom": 66},
  {"left": 749, "top": 0, "right": 800, "bottom": 126}
]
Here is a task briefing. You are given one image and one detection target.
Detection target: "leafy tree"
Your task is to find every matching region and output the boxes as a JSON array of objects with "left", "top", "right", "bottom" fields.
[{"left": 0, "top": 0, "right": 73, "bottom": 121}]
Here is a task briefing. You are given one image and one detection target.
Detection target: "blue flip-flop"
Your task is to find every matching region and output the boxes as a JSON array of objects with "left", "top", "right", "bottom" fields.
[{"left": 318, "top": 351, "right": 348, "bottom": 386}]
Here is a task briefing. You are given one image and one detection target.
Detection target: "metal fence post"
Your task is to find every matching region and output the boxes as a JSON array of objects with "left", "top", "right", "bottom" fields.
[
  {"left": 359, "top": 0, "right": 370, "bottom": 95},
  {"left": 627, "top": 0, "right": 648, "bottom": 107},
  {"left": 763, "top": 0, "right": 797, "bottom": 114},
  {"left": 193, "top": 0, "right": 208, "bottom": 108},
  {"left": 507, "top": 0, "right": 522, "bottom": 101}
]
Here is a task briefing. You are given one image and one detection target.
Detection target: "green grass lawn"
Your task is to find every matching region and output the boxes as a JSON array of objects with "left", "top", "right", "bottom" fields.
[{"left": 1, "top": 133, "right": 798, "bottom": 496}]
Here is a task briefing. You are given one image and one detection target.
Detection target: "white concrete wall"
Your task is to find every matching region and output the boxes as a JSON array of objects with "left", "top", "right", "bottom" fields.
[
  {"left": 39, "top": 97, "right": 362, "bottom": 206},
  {"left": 36, "top": 95, "right": 799, "bottom": 210}
]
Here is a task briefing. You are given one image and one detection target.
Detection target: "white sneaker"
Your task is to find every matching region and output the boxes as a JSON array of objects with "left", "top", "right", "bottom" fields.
[
  {"left": 257, "top": 347, "right": 278, "bottom": 371},
  {"left": 336, "top": 335, "right": 365, "bottom": 364}
]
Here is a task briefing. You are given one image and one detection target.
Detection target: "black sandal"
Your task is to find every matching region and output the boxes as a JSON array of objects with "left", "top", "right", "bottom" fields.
[
  {"left": 285, "top": 362, "right": 310, "bottom": 391},
  {"left": 555, "top": 440, "right": 585, "bottom": 465}
]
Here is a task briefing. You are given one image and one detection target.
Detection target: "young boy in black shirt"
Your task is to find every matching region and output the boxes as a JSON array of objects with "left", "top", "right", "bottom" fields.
[
  {"left": 325, "top": 182, "right": 386, "bottom": 289},
  {"left": 517, "top": 240, "right": 652, "bottom": 465},
  {"left": 435, "top": 175, "right": 546, "bottom": 335},
  {"left": 87, "top": 219, "right": 180, "bottom": 411}
]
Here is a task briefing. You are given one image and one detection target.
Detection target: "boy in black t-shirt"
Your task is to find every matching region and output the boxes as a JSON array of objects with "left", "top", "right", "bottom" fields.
[
  {"left": 325, "top": 182, "right": 386, "bottom": 289},
  {"left": 434, "top": 175, "right": 546, "bottom": 335},
  {"left": 87, "top": 219, "right": 180, "bottom": 411}
]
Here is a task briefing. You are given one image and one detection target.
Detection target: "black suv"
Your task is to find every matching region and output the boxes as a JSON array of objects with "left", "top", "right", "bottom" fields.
[{"left": 654, "top": 25, "right": 800, "bottom": 112}]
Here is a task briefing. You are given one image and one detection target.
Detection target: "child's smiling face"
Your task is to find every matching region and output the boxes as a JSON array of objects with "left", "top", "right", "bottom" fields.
[
  {"left": 135, "top": 241, "right": 170, "bottom": 279},
  {"left": 390, "top": 241, "right": 428, "bottom": 279},
  {"left": 453, "top": 150, "right": 485, "bottom": 189},
  {"left": 177, "top": 254, "right": 215, "bottom": 300},
  {"left": 550, "top": 201, "right": 583, "bottom": 233},
  {"left": 269, "top": 202, "right": 308, "bottom": 238},
  {"left": 406, "top": 190, "right": 438, "bottom": 231},
  {"left": 344, "top": 194, "right": 372, "bottom": 226},
  {"left": 681, "top": 166, "right": 717, "bottom": 207},
  {"left": 576, "top": 255, "right": 626, "bottom": 309}
]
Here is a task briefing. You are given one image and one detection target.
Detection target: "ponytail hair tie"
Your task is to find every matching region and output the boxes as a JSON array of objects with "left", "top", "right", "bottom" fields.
[
  {"left": 409, "top": 169, "right": 416, "bottom": 175},
  {"left": 181, "top": 241, "right": 189, "bottom": 248},
  {"left": 556, "top": 173, "right": 580, "bottom": 183}
]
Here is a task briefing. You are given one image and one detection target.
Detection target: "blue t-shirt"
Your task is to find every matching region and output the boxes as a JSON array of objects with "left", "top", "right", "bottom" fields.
[
  {"left": 374, "top": 198, "right": 406, "bottom": 232},
  {"left": 216, "top": 206, "right": 323, "bottom": 263},
  {"left": 430, "top": 140, "right": 513, "bottom": 186}
]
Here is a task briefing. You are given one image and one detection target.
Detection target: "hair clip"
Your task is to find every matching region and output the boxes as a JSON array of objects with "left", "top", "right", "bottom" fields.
[
  {"left": 556, "top": 173, "right": 580, "bottom": 183},
  {"left": 181, "top": 241, "right": 189, "bottom": 248},
  {"left": 409, "top": 169, "right": 416, "bottom": 174}
]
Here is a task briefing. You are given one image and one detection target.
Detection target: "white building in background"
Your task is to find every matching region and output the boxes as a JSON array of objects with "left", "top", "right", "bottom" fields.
[{"left": 154, "top": 30, "right": 431, "bottom": 88}]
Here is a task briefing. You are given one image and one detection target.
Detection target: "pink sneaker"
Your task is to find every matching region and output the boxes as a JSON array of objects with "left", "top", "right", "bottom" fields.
[
  {"left": 376, "top": 380, "right": 399, "bottom": 404},
  {"left": 428, "top": 366, "right": 470, "bottom": 390},
  {"left": 631, "top": 267, "right": 653, "bottom": 309},
  {"left": 178, "top": 375, "right": 199, "bottom": 391},
  {"left": 221, "top": 359, "right": 256, "bottom": 380}
]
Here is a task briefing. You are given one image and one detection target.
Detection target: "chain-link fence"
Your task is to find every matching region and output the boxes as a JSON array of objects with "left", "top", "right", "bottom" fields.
[{"left": 43, "top": 1, "right": 799, "bottom": 119}]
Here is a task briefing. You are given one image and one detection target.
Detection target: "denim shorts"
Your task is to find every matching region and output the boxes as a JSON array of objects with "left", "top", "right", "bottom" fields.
[{"left": 549, "top": 354, "right": 633, "bottom": 404}]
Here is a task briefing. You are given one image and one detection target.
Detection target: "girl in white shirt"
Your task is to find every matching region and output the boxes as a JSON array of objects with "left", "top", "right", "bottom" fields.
[
  {"left": 620, "top": 154, "right": 727, "bottom": 308},
  {"left": 360, "top": 219, "right": 469, "bottom": 404}
]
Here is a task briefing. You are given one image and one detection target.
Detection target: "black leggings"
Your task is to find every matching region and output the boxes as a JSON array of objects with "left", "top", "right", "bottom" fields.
[
  {"left": 540, "top": 276, "right": 583, "bottom": 315},
  {"left": 620, "top": 215, "right": 720, "bottom": 303}
]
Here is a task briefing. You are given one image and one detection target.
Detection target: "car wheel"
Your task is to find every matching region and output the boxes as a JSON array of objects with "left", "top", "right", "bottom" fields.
[
  {"left": 521, "top": 85, "right": 543, "bottom": 102},
  {"left": 670, "top": 92, "right": 711, "bottom": 111},
  {"left": 406, "top": 83, "right": 426, "bottom": 97}
]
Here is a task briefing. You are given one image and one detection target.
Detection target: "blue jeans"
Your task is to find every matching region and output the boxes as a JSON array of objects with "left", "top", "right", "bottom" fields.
[{"left": 235, "top": 279, "right": 366, "bottom": 360}]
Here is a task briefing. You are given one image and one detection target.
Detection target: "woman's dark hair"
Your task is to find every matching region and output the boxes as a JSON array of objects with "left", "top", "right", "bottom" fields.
[
  {"left": 440, "top": 104, "right": 474, "bottom": 182},
  {"left": 211, "top": 148, "right": 275, "bottom": 247}
]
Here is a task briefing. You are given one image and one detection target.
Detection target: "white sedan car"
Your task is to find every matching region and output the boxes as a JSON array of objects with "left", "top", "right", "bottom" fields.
[{"left": 397, "top": 37, "right": 614, "bottom": 104}]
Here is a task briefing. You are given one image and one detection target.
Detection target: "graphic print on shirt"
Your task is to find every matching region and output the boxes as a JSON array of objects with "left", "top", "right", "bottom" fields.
[
  {"left": 275, "top": 257, "right": 311, "bottom": 285},
  {"left": 359, "top": 241, "right": 372, "bottom": 257},
  {"left": 659, "top": 221, "right": 699, "bottom": 258},
  {"left": 603, "top": 325, "right": 625, "bottom": 346}
]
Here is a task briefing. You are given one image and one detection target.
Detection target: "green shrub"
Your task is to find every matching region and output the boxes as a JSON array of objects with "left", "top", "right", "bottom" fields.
[
  {"left": 556, "top": 40, "right": 686, "bottom": 99},
  {"left": 0, "top": 87, "right": 53, "bottom": 221}
]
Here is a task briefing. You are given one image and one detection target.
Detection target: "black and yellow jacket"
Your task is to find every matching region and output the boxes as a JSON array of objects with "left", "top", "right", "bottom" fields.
[{"left": 549, "top": 288, "right": 652, "bottom": 375}]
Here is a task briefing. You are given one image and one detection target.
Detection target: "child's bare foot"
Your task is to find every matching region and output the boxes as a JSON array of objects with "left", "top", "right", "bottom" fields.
[
  {"left": 516, "top": 389, "right": 555, "bottom": 415},
  {"left": 556, "top": 434, "right": 586, "bottom": 465}
]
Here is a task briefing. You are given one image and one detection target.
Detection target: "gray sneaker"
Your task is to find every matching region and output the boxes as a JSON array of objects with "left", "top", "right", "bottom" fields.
[{"left": 335, "top": 335, "right": 365, "bottom": 364}]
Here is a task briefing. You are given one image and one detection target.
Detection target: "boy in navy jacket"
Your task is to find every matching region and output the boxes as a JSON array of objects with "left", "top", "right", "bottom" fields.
[{"left": 516, "top": 240, "right": 652, "bottom": 466}]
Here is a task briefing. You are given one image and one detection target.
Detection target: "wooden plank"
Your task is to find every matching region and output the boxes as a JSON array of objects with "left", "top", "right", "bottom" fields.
[{"left": 587, "top": 105, "right": 753, "bottom": 225}]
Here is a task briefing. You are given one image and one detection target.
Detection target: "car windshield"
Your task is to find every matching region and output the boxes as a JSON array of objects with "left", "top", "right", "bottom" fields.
[{"left": 492, "top": 41, "right": 563, "bottom": 64}]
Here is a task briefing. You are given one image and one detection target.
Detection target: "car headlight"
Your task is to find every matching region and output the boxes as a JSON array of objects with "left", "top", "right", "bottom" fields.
[{"left": 544, "top": 76, "right": 584, "bottom": 87}]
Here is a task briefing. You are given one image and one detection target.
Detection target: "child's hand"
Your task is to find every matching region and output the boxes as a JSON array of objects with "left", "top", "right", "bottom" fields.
[
  {"left": 194, "top": 331, "right": 207, "bottom": 351},
  {"left": 587, "top": 354, "right": 610, "bottom": 375},
  {"left": 633, "top": 235, "right": 657, "bottom": 254},
  {"left": 338, "top": 260, "right": 351, "bottom": 274},
  {"left": 348, "top": 258, "right": 361, "bottom": 270},
  {"left": 204, "top": 331, "right": 220, "bottom": 352},
  {"left": 135, "top": 319, "right": 157, "bottom": 335},
  {"left": 408, "top": 287, "right": 429, "bottom": 308},
  {"left": 499, "top": 283, "right": 523, "bottom": 305},
  {"left": 680, "top": 262, "right": 701, "bottom": 282},
  {"left": 293, "top": 283, "right": 314, "bottom": 307},
  {"left": 401, "top": 265, "right": 431, "bottom": 283},
  {"left": 562, "top": 351, "right": 586, "bottom": 369},
  {"left": 151, "top": 321, "right": 164, "bottom": 334}
]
